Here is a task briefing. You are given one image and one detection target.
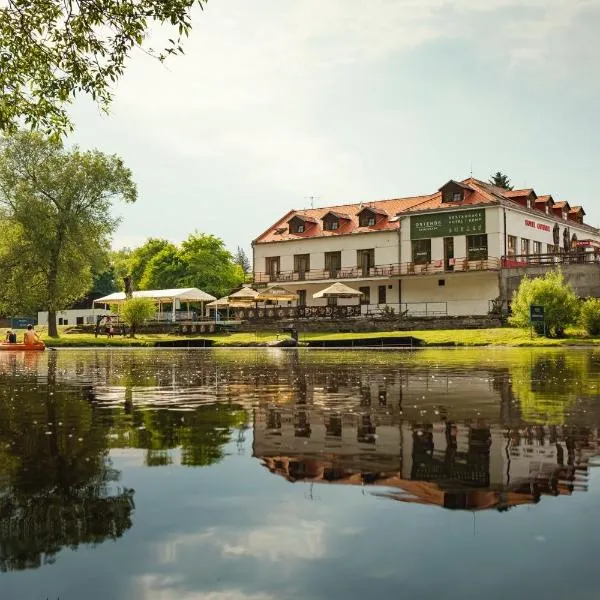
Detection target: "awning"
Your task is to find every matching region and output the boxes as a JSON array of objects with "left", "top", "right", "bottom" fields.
[
  {"left": 94, "top": 287, "right": 216, "bottom": 305},
  {"left": 228, "top": 286, "right": 260, "bottom": 301},
  {"left": 255, "top": 285, "right": 299, "bottom": 302},
  {"left": 313, "top": 283, "right": 363, "bottom": 299}
]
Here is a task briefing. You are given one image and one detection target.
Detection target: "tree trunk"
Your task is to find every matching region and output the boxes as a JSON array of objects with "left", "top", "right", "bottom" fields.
[{"left": 48, "top": 310, "right": 58, "bottom": 338}]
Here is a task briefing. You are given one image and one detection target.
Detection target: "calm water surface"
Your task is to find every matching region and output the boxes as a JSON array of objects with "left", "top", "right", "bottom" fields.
[{"left": 1, "top": 348, "right": 600, "bottom": 600}]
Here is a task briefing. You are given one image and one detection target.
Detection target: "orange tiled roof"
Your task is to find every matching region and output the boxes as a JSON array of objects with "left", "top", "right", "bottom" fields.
[
  {"left": 254, "top": 195, "right": 433, "bottom": 243},
  {"left": 505, "top": 188, "right": 535, "bottom": 198},
  {"left": 254, "top": 178, "right": 595, "bottom": 244}
]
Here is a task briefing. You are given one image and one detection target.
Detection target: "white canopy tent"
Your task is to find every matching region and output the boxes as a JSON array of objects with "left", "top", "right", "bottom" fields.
[{"left": 94, "top": 288, "right": 216, "bottom": 321}]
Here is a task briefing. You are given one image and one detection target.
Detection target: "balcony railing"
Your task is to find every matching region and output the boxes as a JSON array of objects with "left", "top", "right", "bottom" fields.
[
  {"left": 254, "top": 257, "right": 502, "bottom": 284},
  {"left": 501, "top": 252, "right": 600, "bottom": 268},
  {"left": 232, "top": 302, "right": 449, "bottom": 321}
]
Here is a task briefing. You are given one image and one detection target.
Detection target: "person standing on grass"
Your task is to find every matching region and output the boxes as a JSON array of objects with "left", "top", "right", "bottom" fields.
[{"left": 23, "top": 325, "right": 40, "bottom": 344}]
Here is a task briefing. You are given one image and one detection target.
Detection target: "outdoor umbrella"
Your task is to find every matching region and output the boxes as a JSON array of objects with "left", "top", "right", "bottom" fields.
[
  {"left": 255, "top": 285, "right": 299, "bottom": 303},
  {"left": 312, "top": 282, "right": 363, "bottom": 300},
  {"left": 312, "top": 282, "right": 363, "bottom": 309},
  {"left": 228, "top": 286, "right": 260, "bottom": 302}
]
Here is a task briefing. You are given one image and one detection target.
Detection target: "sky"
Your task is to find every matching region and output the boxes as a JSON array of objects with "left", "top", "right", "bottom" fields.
[{"left": 67, "top": 0, "right": 600, "bottom": 254}]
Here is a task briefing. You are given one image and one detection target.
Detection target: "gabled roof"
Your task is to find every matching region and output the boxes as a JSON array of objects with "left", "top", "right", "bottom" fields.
[
  {"left": 287, "top": 214, "right": 318, "bottom": 224},
  {"left": 505, "top": 188, "right": 537, "bottom": 199},
  {"left": 322, "top": 210, "right": 352, "bottom": 220},
  {"left": 254, "top": 195, "right": 433, "bottom": 243},
  {"left": 357, "top": 205, "right": 388, "bottom": 216},
  {"left": 554, "top": 201, "right": 571, "bottom": 210},
  {"left": 438, "top": 179, "right": 473, "bottom": 191},
  {"left": 570, "top": 205, "right": 586, "bottom": 215}
]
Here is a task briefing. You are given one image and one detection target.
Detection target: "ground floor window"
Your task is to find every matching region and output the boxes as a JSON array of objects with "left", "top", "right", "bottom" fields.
[
  {"left": 532, "top": 241, "right": 542, "bottom": 255},
  {"left": 507, "top": 235, "right": 517, "bottom": 256},
  {"left": 378, "top": 285, "right": 386, "bottom": 305},
  {"left": 359, "top": 286, "right": 370, "bottom": 305},
  {"left": 467, "top": 234, "right": 488, "bottom": 260},
  {"left": 547, "top": 244, "right": 555, "bottom": 254},
  {"left": 412, "top": 239, "right": 431, "bottom": 264},
  {"left": 521, "top": 238, "right": 530, "bottom": 255}
]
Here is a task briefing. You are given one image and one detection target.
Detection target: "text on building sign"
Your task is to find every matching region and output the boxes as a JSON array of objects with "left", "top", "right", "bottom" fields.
[{"left": 525, "top": 219, "right": 551, "bottom": 232}]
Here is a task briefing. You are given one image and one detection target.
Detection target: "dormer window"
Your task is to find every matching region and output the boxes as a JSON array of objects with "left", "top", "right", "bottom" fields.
[
  {"left": 322, "top": 211, "right": 351, "bottom": 232},
  {"left": 357, "top": 206, "right": 386, "bottom": 227},
  {"left": 439, "top": 180, "right": 470, "bottom": 203},
  {"left": 287, "top": 214, "right": 317, "bottom": 234}
]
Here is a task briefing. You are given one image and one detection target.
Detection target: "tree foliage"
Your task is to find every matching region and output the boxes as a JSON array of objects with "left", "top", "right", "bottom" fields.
[
  {"left": 234, "top": 246, "right": 251, "bottom": 274},
  {"left": 0, "top": 131, "right": 136, "bottom": 336},
  {"left": 0, "top": 0, "right": 208, "bottom": 136},
  {"left": 128, "top": 238, "right": 173, "bottom": 289},
  {"left": 509, "top": 271, "right": 579, "bottom": 337},
  {"left": 116, "top": 233, "right": 244, "bottom": 298},
  {"left": 120, "top": 297, "right": 156, "bottom": 337},
  {"left": 489, "top": 171, "right": 514, "bottom": 190},
  {"left": 580, "top": 298, "right": 600, "bottom": 336}
]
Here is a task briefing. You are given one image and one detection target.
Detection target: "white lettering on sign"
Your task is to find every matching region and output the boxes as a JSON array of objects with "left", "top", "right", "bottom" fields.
[{"left": 525, "top": 219, "right": 551, "bottom": 232}]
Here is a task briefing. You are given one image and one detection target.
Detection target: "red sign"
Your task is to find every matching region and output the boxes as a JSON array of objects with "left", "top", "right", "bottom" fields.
[{"left": 525, "top": 219, "right": 551, "bottom": 232}]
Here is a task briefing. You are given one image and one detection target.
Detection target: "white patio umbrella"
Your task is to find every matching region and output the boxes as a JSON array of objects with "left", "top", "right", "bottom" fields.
[
  {"left": 313, "top": 282, "right": 363, "bottom": 299},
  {"left": 313, "top": 282, "right": 363, "bottom": 307}
]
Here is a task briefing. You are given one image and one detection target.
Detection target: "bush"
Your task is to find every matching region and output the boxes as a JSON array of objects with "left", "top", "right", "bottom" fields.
[
  {"left": 580, "top": 298, "right": 600, "bottom": 335},
  {"left": 120, "top": 297, "right": 156, "bottom": 337},
  {"left": 509, "top": 271, "right": 579, "bottom": 338}
]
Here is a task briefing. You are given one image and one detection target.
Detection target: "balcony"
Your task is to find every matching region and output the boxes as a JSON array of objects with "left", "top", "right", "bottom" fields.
[
  {"left": 501, "top": 252, "right": 600, "bottom": 268},
  {"left": 254, "top": 257, "right": 502, "bottom": 284}
]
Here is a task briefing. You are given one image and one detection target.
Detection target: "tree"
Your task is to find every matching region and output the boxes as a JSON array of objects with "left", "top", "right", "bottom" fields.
[
  {"left": 0, "top": 131, "right": 136, "bottom": 336},
  {"left": 0, "top": 0, "right": 208, "bottom": 136},
  {"left": 580, "top": 298, "right": 600, "bottom": 335},
  {"left": 179, "top": 233, "right": 245, "bottom": 297},
  {"left": 130, "top": 239, "right": 176, "bottom": 289},
  {"left": 489, "top": 171, "right": 514, "bottom": 190},
  {"left": 120, "top": 297, "right": 156, "bottom": 337},
  {"left": 111, "top": 247, "right": 133, "bottom": 289},
  {"left": 509, "top": 271, "right": 579, "bottom": 337},
  {"left": 135, "top": 233, "right": 244, "bottom": 298},
  {"left": 234, "top": 246, "right": 251, "bottom": 274}
]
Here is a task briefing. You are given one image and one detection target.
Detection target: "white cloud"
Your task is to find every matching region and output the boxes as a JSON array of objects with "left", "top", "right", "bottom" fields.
[
  {"left": 159, "top": 520, "right": 326, "bottom": 565},
  {"left": 136, "top": 575, "right": 274, "bottom": 600}
]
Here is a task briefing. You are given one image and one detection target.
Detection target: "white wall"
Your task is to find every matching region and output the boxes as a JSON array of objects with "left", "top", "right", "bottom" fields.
[
  {"left": 37, "top": 308, "right": 112, "bottom": 327},
  {"left": 253, "top": 230, "right": 400, "bottom": 274},
  {"left": 400, "top": 207, "right": 503, "bottom": 263},
  {"left": 401, "top": 272, "right": 500, "bottom": 315}
]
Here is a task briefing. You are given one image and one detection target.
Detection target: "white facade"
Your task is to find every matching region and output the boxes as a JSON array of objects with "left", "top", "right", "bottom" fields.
[
  {"left": 253, "top": 183, "right": 600, "bottom": 317},
  {"left": 37, "top": 308, "right": 112, "bottom": 327}
]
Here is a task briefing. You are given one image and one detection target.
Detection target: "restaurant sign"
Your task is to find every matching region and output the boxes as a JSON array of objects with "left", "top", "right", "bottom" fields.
[{"left": 410, "top": 209, "right": 486, "bottom": 240}]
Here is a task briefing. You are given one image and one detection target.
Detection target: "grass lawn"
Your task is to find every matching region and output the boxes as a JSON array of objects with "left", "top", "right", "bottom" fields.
[{"left": 2, "top": 325, "right": 597, "bottom": 348}]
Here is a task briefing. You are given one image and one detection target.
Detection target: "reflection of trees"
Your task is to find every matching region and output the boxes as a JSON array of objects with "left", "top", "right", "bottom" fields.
[
  {"left": 509, "top": 352, "right": 599, "bottom": 425},
  {"left": 0, "top": 359, "right": 134, "bottom": 572},
  {"left": 106, "top": 402, "right": 248, "bottom": 467}
]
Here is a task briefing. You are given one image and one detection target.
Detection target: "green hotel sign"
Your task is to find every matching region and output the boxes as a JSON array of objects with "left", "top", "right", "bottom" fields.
[{"left": 410, "top": 209, "right": 486, "bottom": 240}]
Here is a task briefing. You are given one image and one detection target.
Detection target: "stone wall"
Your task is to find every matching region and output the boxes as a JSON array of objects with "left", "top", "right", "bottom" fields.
[
  {"left": 239, "top": 315, "right": 502, "bottom": 333},
  {"left": 501, "top": 264, "right": 600, "bottom": 303}
]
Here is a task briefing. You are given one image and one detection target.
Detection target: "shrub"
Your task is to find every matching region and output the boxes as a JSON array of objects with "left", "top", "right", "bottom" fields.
[
  {"left": 120, "top": 297, "right": 156, "bottom": 337},
  {"left": 509, "top": 271, "right": 579, "bottom": 338},
  {"left": 580, "top": 298, "right": 600, "bottom": 335}
]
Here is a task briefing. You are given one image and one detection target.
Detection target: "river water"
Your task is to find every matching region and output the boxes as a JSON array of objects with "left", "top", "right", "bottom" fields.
[{"left": 1, "top": 348, "right": 600, "bottom": 600}]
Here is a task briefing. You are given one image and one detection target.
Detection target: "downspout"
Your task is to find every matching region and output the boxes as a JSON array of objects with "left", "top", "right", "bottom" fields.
[{"left": 398, "top": 218, "right": 403, "bottom": 307}]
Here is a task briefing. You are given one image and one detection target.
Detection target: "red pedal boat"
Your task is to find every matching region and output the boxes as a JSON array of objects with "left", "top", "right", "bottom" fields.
[{"left": 0, "top": 342, "right": 46, "bottom": 351}]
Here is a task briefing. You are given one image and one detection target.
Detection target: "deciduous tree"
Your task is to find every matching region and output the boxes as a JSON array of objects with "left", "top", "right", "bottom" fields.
[
  {"left": 0, "top": 0, "right": 208, "bottom": 135},
  {"left": 509, "top": 271, "right": 579, "bottom": 337},
  {"left": 120, "top": 297, "right": 156, "bottom": 337},
  {"left": 0, "top": 131, "right": 136, "bottom": 336}
]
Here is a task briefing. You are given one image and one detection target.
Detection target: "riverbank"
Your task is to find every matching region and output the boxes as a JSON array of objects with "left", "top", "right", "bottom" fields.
[{"left": 12, "top": 327, "right": 600, "bottom": 348}]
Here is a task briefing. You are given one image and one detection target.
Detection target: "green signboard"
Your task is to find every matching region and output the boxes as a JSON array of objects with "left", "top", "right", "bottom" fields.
[
  {"left": 410, "top": 209, "right": 486, "bottom": 240},
  {"left": 530, "top": 305, "right": 545, "bottom": 323}
]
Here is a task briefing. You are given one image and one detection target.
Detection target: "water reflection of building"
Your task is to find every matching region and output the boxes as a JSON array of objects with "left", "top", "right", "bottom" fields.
[{"left": 254, "top": 405, "right": 598, "bottom": 512}]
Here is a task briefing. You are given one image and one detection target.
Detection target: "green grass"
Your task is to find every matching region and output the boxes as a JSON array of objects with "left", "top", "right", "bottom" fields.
[{"left": 5, "top": 326, "right": 599, "bottom": 348}]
